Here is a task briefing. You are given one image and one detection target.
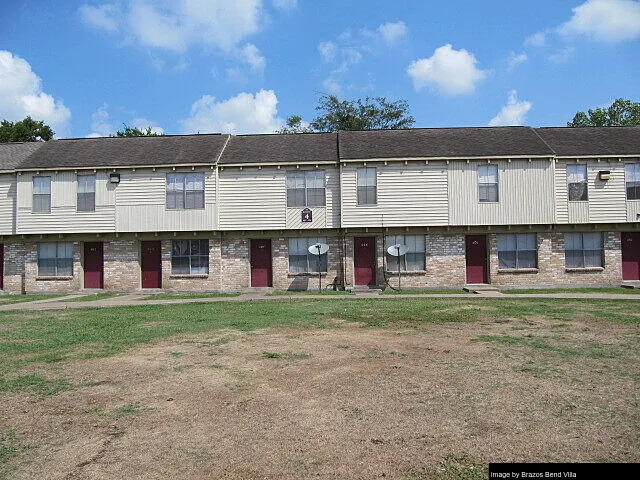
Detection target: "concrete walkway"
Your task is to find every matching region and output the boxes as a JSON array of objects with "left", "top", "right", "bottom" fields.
[{"left": 1, "top": 288, "right": 640, "bottom": 311}]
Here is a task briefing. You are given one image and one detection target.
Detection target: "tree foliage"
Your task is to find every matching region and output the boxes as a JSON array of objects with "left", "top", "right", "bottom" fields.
[
  {"left": 278, "top": 94, "right": 415, "bottom": 134},
  {"left": 568, "top": 98, "right": 640, "bottom": 127},
  {"left": 114, "top": 124, "right": 164, "bottom": 137},
  {"left": 0, "top": 116, "right": 54, "bottom": 142}
]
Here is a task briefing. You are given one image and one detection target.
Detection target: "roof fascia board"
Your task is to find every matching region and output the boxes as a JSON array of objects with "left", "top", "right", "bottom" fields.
[
  {"left": 555, "top": 154, "right": 640, "bottom": 160},
  {"left": 339, "top": 155, "right": 554, "bottom": 163},
  {"left": 17, "top": 163, "right": 219, "bottom": 173},
  {"left": 219, "top": 161, "right": 339, "bottom": 168}
]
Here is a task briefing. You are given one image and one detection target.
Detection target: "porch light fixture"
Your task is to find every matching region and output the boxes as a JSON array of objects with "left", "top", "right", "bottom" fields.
[
  {"left": 598, "top": 170, "right": 611, "bottom": 181},
  {"left": 109, "top": 173, "right": 121, "bottom": 184}
]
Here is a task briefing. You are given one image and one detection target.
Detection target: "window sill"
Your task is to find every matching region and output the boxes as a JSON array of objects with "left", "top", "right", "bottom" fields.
[
  {"left": 567, "top": 200, "right": 589, "bottom": 203},
  {"left": 170, "top": 274, "right": 209, "bottom": 279},
  {"left": 497, "top": 268, "right": 538, "bottom": 274},
  {"left": 165, "top": 208, "right": 206, "bottom": 211},
  {"left": 385, "top": 270, "right": 426, "bottom": 276},
  {"left": 565, "top": 267, "right": 604, "bottom": 273},
  {"left": 288, "top": 272, "right": 328, "bottom": 277},
  {"left": 36, "top": 276, "right": 73, "bottom": 281},
  {"left": 478, "top": 201, "right": 499, "bottom": 204}
]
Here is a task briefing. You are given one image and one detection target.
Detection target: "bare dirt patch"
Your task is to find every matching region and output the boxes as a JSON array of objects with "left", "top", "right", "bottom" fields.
[{"left": 1, "top": 319, "right": 638, "bottom": 479}]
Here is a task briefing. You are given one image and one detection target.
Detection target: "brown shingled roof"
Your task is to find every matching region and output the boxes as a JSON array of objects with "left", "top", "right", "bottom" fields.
[
  {"left": 16, "top": 134, "right": 230, "bottom": 170},
  {"left": 338, "top": 127, "right": 554, "bottom": 160},
  {"left": 535, "top": 126, "right": 640, "bottom": 156},
  {"left": 220, "top": 133, "right": 338, "bottom": 164},
  {"left": 0, "top": 142, "right": 44, "bottom": 170}
]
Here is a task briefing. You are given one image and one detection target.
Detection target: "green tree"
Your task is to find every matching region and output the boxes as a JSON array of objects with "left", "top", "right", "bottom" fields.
[
  {"left": 114, "top": 124, "right": 164, "bottom": 137},
  {"left": 568, "top": 98, "right": 640, "bottom": 127},
  {"left": 279, "top": 94, "right": 415, "bottom": 133},
  {"left": 0, "top": 116, "right": 54, "bottom": 142}
]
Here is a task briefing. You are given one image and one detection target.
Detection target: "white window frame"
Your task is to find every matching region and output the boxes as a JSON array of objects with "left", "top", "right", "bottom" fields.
[
  {"left": 625, "top": 163, "right": 640, "bottom": 201},
  {"left": 288, "top": 237, "right": 328, "bottom": 274},
  {"left": 567, "top": 164, "right": 588, "bottom": 202},
  {"left": 77, "top": 174, "right": 96, "bottom": 212},
  {"left": 33, "top": 176, "right": 51, "bottom": 213},
  {"left": 384, "top": 235, "right": 426, "bottom": 272},
  {"left": 357, "top": 167, "right": 377, "bottom": 205},
  {"left": 497, "top": 233, "right": 537, "bottom": 269},
  {"left": 478, "top": 165, "right": 498, "bottom": 202},
  {"left": 171, "top": 240, "right": 209, "bottom": 275},
  {"left": 38, "top": 242, "right": 73, "bottom": 277},
  {"left": 286, "top": 170, "right": 326, "bottom": 207},
  {"left": 166, "top": 173, "right": 205, "bottom": 210},
  {"left": 565, "top": 233, "right": 603, "bottom": 269}
]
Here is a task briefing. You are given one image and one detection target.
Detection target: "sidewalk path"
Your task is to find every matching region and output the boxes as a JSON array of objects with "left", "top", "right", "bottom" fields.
[{"left": 1, "top": 289, "right": 639, "bottom": 312}]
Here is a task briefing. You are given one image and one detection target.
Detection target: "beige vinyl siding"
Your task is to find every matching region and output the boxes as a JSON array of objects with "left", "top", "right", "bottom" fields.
[
  {"left": 588, "top": 161, "right": 626, "bottom": 222},
  {"left": 0, "top": 175, "right": 16, "bottom": 235},
  {"left": 284, "top": 166, "right": 340, "bottom": 229},
  {"left": 555, "top": 161, "right": 568, "bottom": 223},
  {"left": 115, "top": 169, "right": 216, "bottom": 232},
  {"left": 218, "top": 168, "right": 286, "bottom": 230},
  {"left": 627, "top": 201, "right": 640, "bottom": 222},
  {"left": 567, "top": 202, "right": 589, "bottom": 223},
  {"left": 341, "top": 163, "right": 448, "bottom": 228},
  {"left": 449, "top": 159, "right": 554, "bottom": 225},
  {"left": 17, "top": 171, "right": 116, "bottom": 234}
]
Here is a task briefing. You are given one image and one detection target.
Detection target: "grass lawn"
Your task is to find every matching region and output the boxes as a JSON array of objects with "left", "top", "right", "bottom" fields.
[
  {"left": 503, "top": 287, "right": 640, "bottom": 294},
  {"left": 0, "top": 297, "right": 638, "bottom": 478},
  {"left": 267, "top": 290, "right": 354, "bottom": 296},
  {"left": 137, "top": 292, "right": 241, "bottom": 300},
  {"left": 67, "top": 293, "right": 124, "bottom": 302},
  {"left": 0, "top": 294, "right": 68, "bottom": 305}
]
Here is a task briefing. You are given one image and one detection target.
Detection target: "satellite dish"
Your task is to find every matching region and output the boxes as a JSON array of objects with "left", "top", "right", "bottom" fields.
[
  {"left": 387, "top": 244, "right": 408, "bottom": 256},
  {"left": 309, "top": 243, "right": 329, "bottom": 255}
]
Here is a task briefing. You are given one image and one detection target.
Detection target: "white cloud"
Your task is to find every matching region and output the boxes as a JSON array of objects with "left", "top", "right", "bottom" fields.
[
  {"left": 407, "top": 44, "right": 487, "bottom": 95},
  {"left": 318, "top": 41, "right": 337, "bottom": 62},
  {"left": 131, "top": 117, "right": 164, "bottom": 135},
  {"left": 507, "top": 51, "right": 528, "bottom": 71},
  {"left": 240, "top": 43, "right": 266, "bottom": 73},
  {"left": 80, "top": 0, "right": 263, "bottom": 53},
  {"left": 79, "top": 3, "right": 121, "bottom": 33},
  {"left": 488, "top": 90, "right": 532, "bottom": 126},
  {"left": 0, "top": 50, "right": 71, "bottom": 137},
  {"left": 180, "top": 89, "right": 282, "bottom": 134},
  {"left": 377, "top": 21, "right": 408, "bottom": 44},
  {"left": 87, "top": 104, "right": 114, "bottom": 137},
  {"left": 322, "top": 78, "right": 342, "bottom": 94},
  {"left": 524, "top": 31, "right": 547, "bottom": 47},
  {"left": 549, "top": 46, "right": 575, "bottom": 63},
  {"left": 558, "top": 0, "right": 640, "bottom": 42},
  {"left": 272, "top": 0, "right": 297, "bottom": 10}
]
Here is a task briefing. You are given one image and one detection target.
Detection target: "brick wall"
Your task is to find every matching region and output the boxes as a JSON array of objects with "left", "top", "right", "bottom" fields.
[
  {"left": 24, "top": 242, "right": 81, "bottom": 293},
  {"left": 104, "top": 239, "right": 139, "bottom": 291},
  {"left": 3, "top": 242, "right": 25, "bottom": 293}
]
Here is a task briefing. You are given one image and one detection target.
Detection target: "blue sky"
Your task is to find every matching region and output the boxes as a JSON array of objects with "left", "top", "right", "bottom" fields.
[{"left": 1, "top": 0, "right": 639, "bottom": 138}]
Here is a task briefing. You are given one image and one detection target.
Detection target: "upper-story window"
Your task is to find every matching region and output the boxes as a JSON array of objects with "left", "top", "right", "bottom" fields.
[
  {"left": 478, "top": 165, "right": 498, "bottom": 202},
  {"left": 166, "top": 173, "right": 205, "bottom": 209},
  {"left": 286, "top": 170, "right": 326, "bottom": 207},
  {"left": 498, "top": 233, "right": 537, "bottom": 269},
  {"left": 625, "top": 163, "right": 640, "bottom": 200},
  {"left": 33, "top": 176, "right": 51, "bottom": 213},
  {"left": 77, "top": 174, "right": 96, "bottom": 212},
  {"left": 357, "top": 167, "right": 377, "bottom": 205},
  {"left": 567, "top": 164, "right": 588, "bottom": 201}
]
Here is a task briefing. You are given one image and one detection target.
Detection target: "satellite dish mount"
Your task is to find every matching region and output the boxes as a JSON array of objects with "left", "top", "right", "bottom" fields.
[
  {"left": 308, "top": 243, "right": 330, "bottom": 291},
  {"left": 387, "top": 244, "right": 408, "bottom": 290}
]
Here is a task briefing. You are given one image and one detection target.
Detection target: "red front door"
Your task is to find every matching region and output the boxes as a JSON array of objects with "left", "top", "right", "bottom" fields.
[
  {"left": 251, "top": 239, "right": 272, "bottom": 287},
  {"left": 141, "top": 241, "right": 162, "bottom": 289},
  {"left": 354, "top": 237, "right": 376, "bottom": 286},
  {"left": 622, "top": 232, "right": 640, "bottom": 281},
  {"left": 466, "top": 235, "right": 488, "bottom": 284},
  {"left": 84, "top": 242, "right": 103, "bottom": 289},
  {"left": 0, "top": 244, "right": 4, "bottom": 290}
]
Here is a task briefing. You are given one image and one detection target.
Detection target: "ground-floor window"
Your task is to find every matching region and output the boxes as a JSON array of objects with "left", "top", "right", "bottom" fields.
[
  {"left": 384, "top": 235, "right": 425, "bottom": 271},
  {"left": 38, "top": 242, "right": 73, "bottom": 276},
  {"left": 171, "top": 239, "right": 209, "bottom": 274},
  {"left": 565, "top": 232, "right": 603, "bottom": 268},
  {"left": 288, "top": 237, "right": 327, "bottom": 273},
  {"left": 497, "top": 233, "right": 537, "bottom": 269}
]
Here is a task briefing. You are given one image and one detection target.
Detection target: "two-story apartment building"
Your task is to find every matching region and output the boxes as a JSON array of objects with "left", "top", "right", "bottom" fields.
[{"left": 0, "top": 125, "right": 638, "bottom": 293}]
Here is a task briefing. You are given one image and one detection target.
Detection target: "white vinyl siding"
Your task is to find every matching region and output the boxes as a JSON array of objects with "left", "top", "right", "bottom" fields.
[
  {"left": 0, "top": 175, "right": 16, "bottom": 235},
  {"left": 478, "top": 165, "right": 498, "bottom": 202},
  {"left": 357, "top": 167, "right": 377, "bottom": 205},
  {"left": 565, "top": 233, "right": 603, "bottom": 268},
  {"left": 385, "top": 235, "right": 425, "bottom": 271},
  {"left": 77, "top": 174, "right": 96, "bottom": 212},
  {"left": 171, "top": 239, "right": 209, "bottom": 275},
  {"left": 567, "top": 164, "right": 588, "bottom": 201},
  {"left": 38, "top": 242, "right": 73, "bottom": 276},
  {"left": 498, "top": 233, "right": 537, "bottom": 269},
  {"left": 33, "top": 176, "right": 51, "bottom": 213},
  {"left": 167, "top": 173, "right": 205, "bottom": 209},
  {"left": 288, "top": 237, "right": 327, "bottom": 273},
  {"left": 286, "top": 170, "right": 326, "bottom": 207}
]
